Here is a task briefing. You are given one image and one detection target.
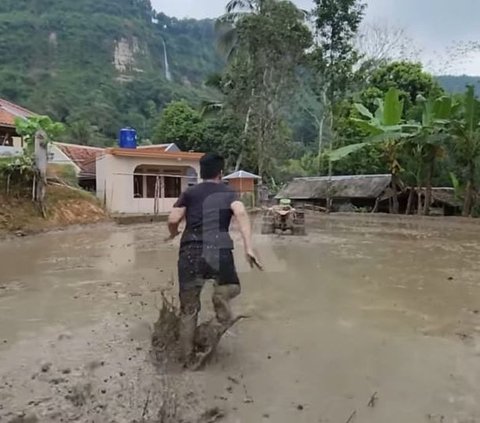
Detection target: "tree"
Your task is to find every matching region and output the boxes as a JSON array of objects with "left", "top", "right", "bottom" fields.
[
  {"left": 67, "top": 120, "right": 94, "bottom": 146},
  {"left": 406, "top": 95, "right": 454, "bottom": 215},
  {"left": 153, "top": 101, "right": 205, "bottom": 151},
  {"left": 329, "top": 88, "right": 418, "bottom": 213},
  {"left": 217, "top": 0, "right": 274, "bottom": 60},
  {"left": 308, "top": 0, "right": 366, "bottom": 162},
  {"left": 451, "top": 86, "right": 480, "bottom": 216},
  {"left": 15, "top": 115, "right": 65, "bottom": 214},
  {"left": 15, "top": 115, "right": 64, "bottom": 152},
  {"left": 366, "top": 61, "right": 444, "bottom": 117},
  {"left": 355, "top": 22, "right": 421, "bottom": 66},
  {"left": 220, "top": 0, "right": 312, "bottom": 178}
]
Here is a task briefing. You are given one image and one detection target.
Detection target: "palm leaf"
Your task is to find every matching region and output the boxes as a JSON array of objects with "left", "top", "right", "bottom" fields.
[
  {"left": 327, "top": 142, "right": 368, "bottom": 162},
  {"left": 354, "top": 103, "right": 374, "bottom": 120},
  {"left": 351, "top": 118, "right": 383, "bottom": 136},
  {"left": 433, "top": 96, "right": 453, "bottom": 120},
  {"left": 382, "top": 88, "right": 404, "bottom": 126},
  {"left": 226, "top": 0, "right": 254, "bottom": 13}
]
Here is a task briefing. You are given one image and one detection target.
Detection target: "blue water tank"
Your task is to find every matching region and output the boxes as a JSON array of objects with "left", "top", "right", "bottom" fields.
[{"left": 119, "top": 128, "right": 137, "bottom": 149}]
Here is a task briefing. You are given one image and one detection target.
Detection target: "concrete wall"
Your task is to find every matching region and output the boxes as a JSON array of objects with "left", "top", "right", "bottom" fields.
[
  {"left": 96, "top": 154, "right": 200, "bottom": 215},
  {"left": 0, "top": 146, "right": 22, "bottom": 157}
]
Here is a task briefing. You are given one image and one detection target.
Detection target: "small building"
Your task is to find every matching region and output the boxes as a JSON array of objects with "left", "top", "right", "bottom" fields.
[
  {"left": 224, "top": 170, "right": 262, "bottom": 207},
  {"left": 0, "top": 98, "right": 35, "bottom": 157},
  {"left": 96, "top": 147, "right": 203, "bottom": 215},
  {"left": 277, "top": 174, "right": 396, "bottom": 212}
]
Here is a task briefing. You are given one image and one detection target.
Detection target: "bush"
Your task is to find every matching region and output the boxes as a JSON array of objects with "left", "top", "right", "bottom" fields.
[{"left": 0, "top": 155, "right": 35, "bottom": 198}]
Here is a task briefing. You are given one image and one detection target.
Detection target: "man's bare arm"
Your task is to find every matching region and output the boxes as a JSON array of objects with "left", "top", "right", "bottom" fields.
[
  {"left": 167, "top": 207, "right": 186, "bottom": 240},
  {"left": 231, "top": 201, "right": 261, "bottom": 269},
  {"left": 231, "top": 200, "right": 252, "bottom": 251}
]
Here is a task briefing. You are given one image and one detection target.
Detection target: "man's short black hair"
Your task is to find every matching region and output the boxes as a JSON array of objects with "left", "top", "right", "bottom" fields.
[{"left": 200, "top": 153, "right": 225, "bottom": 180}]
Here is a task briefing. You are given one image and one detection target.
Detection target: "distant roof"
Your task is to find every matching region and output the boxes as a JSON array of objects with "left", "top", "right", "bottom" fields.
[
  {"left": 0, "top": 98, "right": 35, "bottom": 127},
  {"left": 137, "top": 143, "right": 180, "bottom": 153},
  {"left": 105, "top": 148, "right": 204, "bottom": 161},
  {"left": 277, "top": 174, "right": 392, "bottom": 200},
  {"left": 223, "top": 170, "right": 261, "bottom": 180},
  {"left": 55, "top": 142, "right": 104, "bottom": 179},
  {"left": 419, "top": 187, "right": 463, "bottom": 208}
]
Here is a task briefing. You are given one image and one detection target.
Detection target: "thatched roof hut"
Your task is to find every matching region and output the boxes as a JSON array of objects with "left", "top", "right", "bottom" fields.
[
  {"left": 429, "top": 188, "right": 463, "bottom": 208},
  {"left": 276, "top": 174, "right": 393, "bottom": 200}
]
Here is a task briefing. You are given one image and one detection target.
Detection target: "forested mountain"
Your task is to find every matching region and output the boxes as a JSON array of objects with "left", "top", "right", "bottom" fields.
[
  {"left": 437, "top": 75, "right": 480, "bottom": 94},
  {"left": 0, "top": 0, "right": 222, "bottom": 144}
]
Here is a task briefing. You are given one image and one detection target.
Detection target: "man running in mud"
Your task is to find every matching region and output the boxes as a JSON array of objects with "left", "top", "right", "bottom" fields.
[{"left": 167, "top": 153, "right": 260, "bottom": 365}]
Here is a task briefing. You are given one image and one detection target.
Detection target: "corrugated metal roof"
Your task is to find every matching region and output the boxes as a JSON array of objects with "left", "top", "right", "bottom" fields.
[
  {"left": 137, "top": 143, "right": 180, "bottom": 152},
  {"left": 277, "top": 174, "right": 392, "bottom": 200},
  {"left": 223, "top": 170, "right": 261, "bottom": 180}
]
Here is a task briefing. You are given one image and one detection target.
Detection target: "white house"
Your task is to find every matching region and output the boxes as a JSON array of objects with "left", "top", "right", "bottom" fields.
[{"left": 96, "top": 147, "right": 203, "bottom": 215}]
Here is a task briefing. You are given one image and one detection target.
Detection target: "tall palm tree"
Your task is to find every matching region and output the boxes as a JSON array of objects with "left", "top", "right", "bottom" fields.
[
  {"left": 451, "top": 86, "right": 480, "bottom": 216},
  {"left": 216, "top": 0, "right": 271, "bottom": 60}
]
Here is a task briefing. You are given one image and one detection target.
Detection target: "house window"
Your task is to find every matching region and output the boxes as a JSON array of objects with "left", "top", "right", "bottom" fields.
[
  {"left": 146, "top": 176, "right": 161, "bottom": 198},
  {"left": 165, "top": 177, "right": 181, "bottom": 198},
  {"left": 133, "top": 165, "right": 183, "bottom": 199},
  {"left": 134, "top": 175, "right": 143, "bottom": 198}
]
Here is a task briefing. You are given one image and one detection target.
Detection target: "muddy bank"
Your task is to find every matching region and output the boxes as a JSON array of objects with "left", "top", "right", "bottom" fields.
[
  {"left": 1, "top": 216, "right": 480, "bottom": 422},
  {"left": 0, "top": 185, "right": 107, "bottom": 239}
]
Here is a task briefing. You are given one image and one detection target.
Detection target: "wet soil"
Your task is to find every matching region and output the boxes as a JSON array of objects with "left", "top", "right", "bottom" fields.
[{"left": 1, "top": 215, "right": 480, "bottom": 422}]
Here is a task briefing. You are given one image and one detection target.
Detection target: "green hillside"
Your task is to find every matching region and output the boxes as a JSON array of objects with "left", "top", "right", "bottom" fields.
[
  {"left": 437, "top": 75, "right": 480, "bottom": 94},
  {"left": 0, "top": 0, "right": 222, "bottom": 144}
]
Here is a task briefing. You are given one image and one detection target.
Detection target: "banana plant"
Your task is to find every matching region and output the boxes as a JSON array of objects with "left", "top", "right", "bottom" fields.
[
  {"left": 407, "top": 95, "right": 455, "bottom": 215},
  {"left": 451, "top": 85, "right": 480, "bottom": 216},
  {"left": 329, "top": 88, "right": 418, "bottom": 213}
]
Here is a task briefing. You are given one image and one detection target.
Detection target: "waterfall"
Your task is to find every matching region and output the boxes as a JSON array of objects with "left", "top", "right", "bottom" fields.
[{"left": 162, "top": 38, "right": 172, "bottom": 82}]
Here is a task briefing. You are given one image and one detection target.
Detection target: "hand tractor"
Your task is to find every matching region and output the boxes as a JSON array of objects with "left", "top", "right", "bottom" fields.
[{"left": 261, "top": 199, "right": 306, "bottom": 235}]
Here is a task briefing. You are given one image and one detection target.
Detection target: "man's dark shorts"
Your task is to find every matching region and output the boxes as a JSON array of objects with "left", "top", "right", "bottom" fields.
[{"left": 178, "top": 245, "right": 240, "bottom": 292}]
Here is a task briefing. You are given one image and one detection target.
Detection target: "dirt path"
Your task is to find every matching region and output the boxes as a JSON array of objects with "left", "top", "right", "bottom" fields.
[{"left": 0, "top": 216, "right": 479, "bottom": 422}]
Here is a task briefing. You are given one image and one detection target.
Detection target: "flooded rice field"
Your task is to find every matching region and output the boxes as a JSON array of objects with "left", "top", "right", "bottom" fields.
[{"left": 0, "top": 214, "right": 480, "bottom": 422}]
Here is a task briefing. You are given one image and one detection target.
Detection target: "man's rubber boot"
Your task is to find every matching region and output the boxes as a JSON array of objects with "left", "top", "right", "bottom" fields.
[
  {"left": 178, "top": 313, "right": 197, "bottom": 367},
  {"left": 212, "top": 284, "right": 241, "bottom": 326}
]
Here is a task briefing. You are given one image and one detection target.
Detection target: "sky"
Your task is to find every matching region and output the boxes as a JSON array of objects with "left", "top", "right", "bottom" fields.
[{"left": 151, "top": 0, "right": 480, "bottom": 75}]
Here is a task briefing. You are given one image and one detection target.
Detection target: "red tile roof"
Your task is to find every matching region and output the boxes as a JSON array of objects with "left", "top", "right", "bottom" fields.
[
  {"left": 55, "top": 143, "right": 104, "bottom": 179},
  {"left": 0, "top": 98, "right": 35, "bottom": 127}
]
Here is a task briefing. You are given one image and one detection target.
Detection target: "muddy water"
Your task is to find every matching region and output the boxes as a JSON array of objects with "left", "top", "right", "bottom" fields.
[{"left": 1, "top": 216, "right": 480, "bottom": 422}]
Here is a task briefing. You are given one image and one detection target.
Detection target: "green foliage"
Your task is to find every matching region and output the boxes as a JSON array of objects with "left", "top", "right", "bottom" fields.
[
  {"left": 0, "top": 1, "right": 223, "bottom": 145},
  {"left": 221, "top": 0, "right": 312, "bottom": 177},
  {"left": 367, "top": 61, "right": 444, "bottom": 117},
  {"left": 450, "top": 86, "right": 480, "bottom": 215},
  {"left": 0, "top": 154, "right": 35, "bottom": 197},
  {"left": 15, "top": 116, "right": 64, "bottom": 145},
  {"left": 154, "top": 101, "right": 205, "bottom": 150},
  {"left": 311, "top": 0, "right": 366, "bottom": 102}
]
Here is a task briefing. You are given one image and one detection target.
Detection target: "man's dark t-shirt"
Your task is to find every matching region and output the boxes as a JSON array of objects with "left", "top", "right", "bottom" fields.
[{"left": 174, "top": 182, "right": 238, "bottom": 250}]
